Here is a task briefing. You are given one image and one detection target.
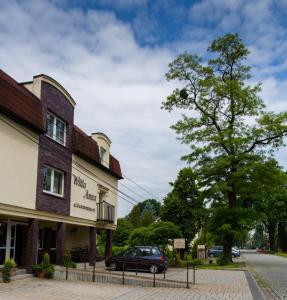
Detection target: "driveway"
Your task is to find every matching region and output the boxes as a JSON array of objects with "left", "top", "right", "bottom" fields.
[
  {"left": 0, "top": 269, "right": 253, "bottom": 300},
  {"left": 243, "top": 250, "right": 287, "bottom": 299}
]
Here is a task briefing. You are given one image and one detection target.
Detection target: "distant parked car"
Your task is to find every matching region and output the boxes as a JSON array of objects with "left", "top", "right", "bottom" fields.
[
  {"left": 105, "top": 246, "right": 168, "bottom": 273},
  {"left": 207, "top": 246, "right": 240, "bottom": 258}
]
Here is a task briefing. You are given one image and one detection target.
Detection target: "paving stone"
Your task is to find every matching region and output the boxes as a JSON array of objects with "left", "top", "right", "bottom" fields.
[{"left": 0, "top": 268, "right": 253, "bottom": 300}]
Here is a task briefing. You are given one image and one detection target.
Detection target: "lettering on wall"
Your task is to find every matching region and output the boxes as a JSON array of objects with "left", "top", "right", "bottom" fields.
[
  {"left": 73, "top": 203, "right": 95, "bottom": 212},
  {"left": 73, "top": 174, "right": 97, "bottom": 203},
  {"left": 73, "top": 175, "right": 87, "bottom": 189}
]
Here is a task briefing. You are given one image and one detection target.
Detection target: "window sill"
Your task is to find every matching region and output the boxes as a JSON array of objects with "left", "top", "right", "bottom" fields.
[
  {"left": 46, "top": 134, "right": 67, "bottom": 148},
  {"left": 43, "top": 190, "right": 64, "bottom": 199}
]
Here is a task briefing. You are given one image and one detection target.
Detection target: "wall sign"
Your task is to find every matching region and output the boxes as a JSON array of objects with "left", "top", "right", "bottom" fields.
[
  {"left": 174, "top": 238, "right": 186, "bottom": 249},
  {"left": 73, "top": 174, "right": 97, "bottom": 202}
]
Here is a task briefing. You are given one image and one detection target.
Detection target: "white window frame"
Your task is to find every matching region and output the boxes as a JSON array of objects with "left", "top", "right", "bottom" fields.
[
  {"left": 43, "top": 166, "right": 64, "bottom": 197},
  {"left": 99, "top": 146, "right": 106, "bottom": 164},
  {"left": 46, "top": 111, "right": 66, "bottom": 146}
]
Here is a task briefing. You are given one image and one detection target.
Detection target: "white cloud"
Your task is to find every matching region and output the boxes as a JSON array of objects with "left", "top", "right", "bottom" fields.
[
  {"left": 0, "top": 0, "right": 188, "bottom": 217},
  {"left": 1, "top": 0, "right": 287, "bottom": 217}
]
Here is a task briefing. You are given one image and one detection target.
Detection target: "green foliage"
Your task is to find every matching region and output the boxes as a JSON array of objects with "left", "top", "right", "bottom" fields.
[
  {"left": 128, "top": 221, "right": 182, "bottom": 248},
  {"left": 137, "top": 199, "right": 161, "bottom": 219},
  {"left": 127, "top": 199, "right": 161, "bottom": 228},
  {"left": 216, "top": 255, "right": 229, "bottom": 266},
  {"left": 113, "top": 218, "right": 134, "bottom": 246},
  {"left": 97, "top": 245, "right": 105, "bottom": 256},
  {"left": 149, "top": 221, "right": 182, "bottom": 248},
  {"left": 141, "top": 210, "right": 154, "bottom": 227},
  {"left": 63, "top": 250, "right": 76, "bottom": 268},
  {"left": 161, "top": 168, "right": 205, "bottom": 244},
  {"left": 32, "top": 253, "right": 55, "bottom": 277},
  {"left": 162, "top": 33, "right": 287, "bottom": 260},
  {"left": 128, "top": 206, "right": 141, "bottom": 227},
  {"left": 112, "top": 245, "right": 128, "bottom": 255},
  {"left": 2, "top": 265, "right": 11, "bottom": 283},
  {"left": 128, "top": 227, "right": 149, "bottom": 246},
  {"left": 1, "top": 257, "right": 16, "bottom": 283}
]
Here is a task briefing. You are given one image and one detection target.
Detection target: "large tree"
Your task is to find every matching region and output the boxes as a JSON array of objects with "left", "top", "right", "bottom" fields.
[
  {"left": 160, "top": 167, "right": 205, "bottom": 245},
  {"left": 249, "top": 160, "right": 287, "bottom": 251},
  {"left": 162, "top": 33, "right": 287, "bottom": 261}
]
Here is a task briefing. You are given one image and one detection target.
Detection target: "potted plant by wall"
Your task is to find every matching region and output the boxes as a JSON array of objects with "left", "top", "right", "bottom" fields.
[
  {"left": 32, "top": 253, "right": 55, "bottom": 279},
  {"left": 0, "top": 257, "right": 17, "bottom": 283}
]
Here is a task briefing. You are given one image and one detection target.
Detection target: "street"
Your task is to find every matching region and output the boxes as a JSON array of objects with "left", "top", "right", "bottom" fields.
[{"left": 243, "top": 251, "right": 287, "bottom": 299}]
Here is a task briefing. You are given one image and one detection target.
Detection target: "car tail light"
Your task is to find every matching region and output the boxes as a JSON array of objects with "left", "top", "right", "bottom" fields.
[{"left": 160, "top": 256, "right": 164, "bottom": 261}]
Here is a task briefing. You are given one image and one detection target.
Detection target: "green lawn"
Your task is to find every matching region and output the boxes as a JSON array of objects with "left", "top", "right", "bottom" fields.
[{"left": 274, "top": 252, "right": 287, "bottom": 258}]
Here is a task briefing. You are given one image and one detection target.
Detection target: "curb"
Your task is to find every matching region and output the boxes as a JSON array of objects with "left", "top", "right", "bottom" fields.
[{"left": 244, "top": 271, "right": 265, "bottom": 300}]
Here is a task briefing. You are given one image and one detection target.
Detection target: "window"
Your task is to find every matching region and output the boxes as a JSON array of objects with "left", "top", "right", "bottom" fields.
[
  {"left": 99, "top": 146, "right": 106, "bottom": 164},
  {"left": 46, "top": 112, "right": 66, "bottom": 145},
  {"left": 43, "top": 166, "right": 64, "bottom": 196}
]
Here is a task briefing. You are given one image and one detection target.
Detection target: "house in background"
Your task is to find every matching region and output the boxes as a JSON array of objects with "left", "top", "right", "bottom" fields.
[{"left": 0, "top": 70, "right": 122, "bottom": 271}]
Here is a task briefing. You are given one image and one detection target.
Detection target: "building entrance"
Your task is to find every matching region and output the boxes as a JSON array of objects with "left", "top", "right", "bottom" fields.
[{"left": 0, "top": 220, "right": 27, "bottom": 266}]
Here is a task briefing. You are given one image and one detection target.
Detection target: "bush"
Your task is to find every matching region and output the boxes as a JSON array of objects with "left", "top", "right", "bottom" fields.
[
  {"left": 1, "top": 257, "right": 17, "bottom": 283},
  {"left": 190, "top": 258, "right": 203, "bottom": 265},
  {"left": 32, "top": 253, "right": 55, "bottom": 278},
  {"left": 112, "top": 246, "right": 128, "bottom": 255},
  {"left": 216, "top": 255, "right": 229, "bottom": 266},
  {"left": 63, "top": 251, "right": 76, "bottom": 268},
  {"left": 165, "top": 248, "right": 181, "bottom": 267}
]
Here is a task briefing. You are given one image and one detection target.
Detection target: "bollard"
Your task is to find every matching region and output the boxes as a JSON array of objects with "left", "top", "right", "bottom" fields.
[
  {"left": 193, "top": 264, "right": 195, "bottom": 285},
  {"left": 163, "top": 265, "right": 166, "bottom": 280},
  {"left": 66, "top": 265, "right": 68, "bottom": 280},
  {"left": 92, "top": 262, "right": 96, "bottom": 282},
  {"left": 136, "top": 262, "right": 138, "bottom": 276},
  {"left": 153, "top": 271, "right": 156, "bottom": 287},
  {"left": 122, "top": 262, "right": 125, "bottom": 285},
  {"left": 186, "top": 261, "right": 189, "bottom": 289}
]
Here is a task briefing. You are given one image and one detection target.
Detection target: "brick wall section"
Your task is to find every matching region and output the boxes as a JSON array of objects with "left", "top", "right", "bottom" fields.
[
  {"left": 36, "top": 82, "right": 74, "bottom": 215},
  {"left": 89, "top": 227, "right": 97, "bottom": 266},
  {"left": 25, "top": 218, "right": 39, "bottom": 273},
  {"left": 56, "top": 222, "right": 66, "bottom": 265},
  {"left": 105, "top": 229, "right": 113, "bottom": 258}
]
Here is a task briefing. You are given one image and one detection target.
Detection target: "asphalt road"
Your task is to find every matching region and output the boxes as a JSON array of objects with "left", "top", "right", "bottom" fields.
[{"left": 243, "top": 250, "right": 287, "bottom": 299}]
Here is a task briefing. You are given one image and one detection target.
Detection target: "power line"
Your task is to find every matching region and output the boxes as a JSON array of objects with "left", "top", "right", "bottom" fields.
[
  {"left": 123, "top": 174, "right": 161, "bottom": 201},
  {"left": 119, "top": 181, "right": 147, "bottom": 200},
  {"left": 0, "top": 114, "right": 138, "bottom": 206},
  {"left": 1, "top": 113, "right": 159, "bottom": 205}
]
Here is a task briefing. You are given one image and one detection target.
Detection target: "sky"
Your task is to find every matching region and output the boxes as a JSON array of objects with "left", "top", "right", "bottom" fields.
[{"left": 1, "top": 0, "right": 287, "bottom": 217}]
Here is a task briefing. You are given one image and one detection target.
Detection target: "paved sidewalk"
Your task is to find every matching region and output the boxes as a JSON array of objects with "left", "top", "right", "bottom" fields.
[{"left": 0, "top": 269, "right": 254, "bottom": 300}]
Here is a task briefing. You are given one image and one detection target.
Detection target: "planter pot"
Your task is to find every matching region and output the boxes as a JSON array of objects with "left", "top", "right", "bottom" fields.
[
  {"left": 0, "top": 268, "right": 17, "bottom": 277},
  {"left": 35, "top": 270, "right": 54, "bottom": 279}
]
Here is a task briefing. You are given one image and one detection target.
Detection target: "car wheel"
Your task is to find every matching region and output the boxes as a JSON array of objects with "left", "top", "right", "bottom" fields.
[
  {"left": 109, "top": 262, "right": 117, "bottom": 271},
  {"left": 150, "top": 265, "right": 158, "bottom": 274}
]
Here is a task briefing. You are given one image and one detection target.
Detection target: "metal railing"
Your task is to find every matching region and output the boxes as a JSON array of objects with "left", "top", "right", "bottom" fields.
[{"left": 96, "top": 201, "right": 115, "bottom": 223}]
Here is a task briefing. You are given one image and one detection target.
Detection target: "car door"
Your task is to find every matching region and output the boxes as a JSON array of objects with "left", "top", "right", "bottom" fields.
[
  {"left": 137, "top": 247, "right": 153, "bottom": 271},
  {"left": 122, "top": 247, "right": 138, "bottom": 270}
]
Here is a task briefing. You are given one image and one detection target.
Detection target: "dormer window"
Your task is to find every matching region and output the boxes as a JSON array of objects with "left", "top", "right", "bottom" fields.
[
  {"left": 46, "top": 112, "right": 66, "bottom": 145},
  {"left": 99, "top": 146, "right": 106, "bottom": 164}
]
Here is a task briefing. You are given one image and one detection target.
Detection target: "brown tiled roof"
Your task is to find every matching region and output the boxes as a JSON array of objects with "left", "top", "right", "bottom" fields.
[
  {"left": 72, "top": 125, "right": 123, "bottom": 179},
  {"left": 0, "top": 69, "right": 44, "bottom": 133}
]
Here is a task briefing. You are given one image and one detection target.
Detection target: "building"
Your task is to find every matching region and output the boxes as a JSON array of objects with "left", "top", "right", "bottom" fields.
[{"left": 0, "top": 70, "right": 122, "bottom": 271}]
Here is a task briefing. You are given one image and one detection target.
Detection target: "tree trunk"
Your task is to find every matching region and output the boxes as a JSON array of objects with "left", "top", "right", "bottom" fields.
[
  {"left": 267, "top": 223, "right": 277, "bottom": 252},
  {"left": 278, "top": 222, "right": 287, "bottom": 252}
]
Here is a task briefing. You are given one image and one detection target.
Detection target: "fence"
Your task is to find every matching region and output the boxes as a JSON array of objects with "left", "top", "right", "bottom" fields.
[{"left": 56, "top": 260, "right": 196, "bottom": 289}]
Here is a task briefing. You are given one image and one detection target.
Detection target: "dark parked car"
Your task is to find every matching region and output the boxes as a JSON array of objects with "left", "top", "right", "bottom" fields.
[
  {"left": 207, "top": 246, "right": 240, "bottom": 258},
  {"left": 105, "top": 246, "right": 168, "bottom": 273}
]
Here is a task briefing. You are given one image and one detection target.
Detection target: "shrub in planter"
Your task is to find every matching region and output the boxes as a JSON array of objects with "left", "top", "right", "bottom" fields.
[
  {"left": 63, "top": 250, "right": 76, "bottom": 269},
  {"left": 32, "top": 253, "right": 55, "bottom": 278},
  {"left": 1, "top": 257, "right": 17, "bottom": 283}
]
